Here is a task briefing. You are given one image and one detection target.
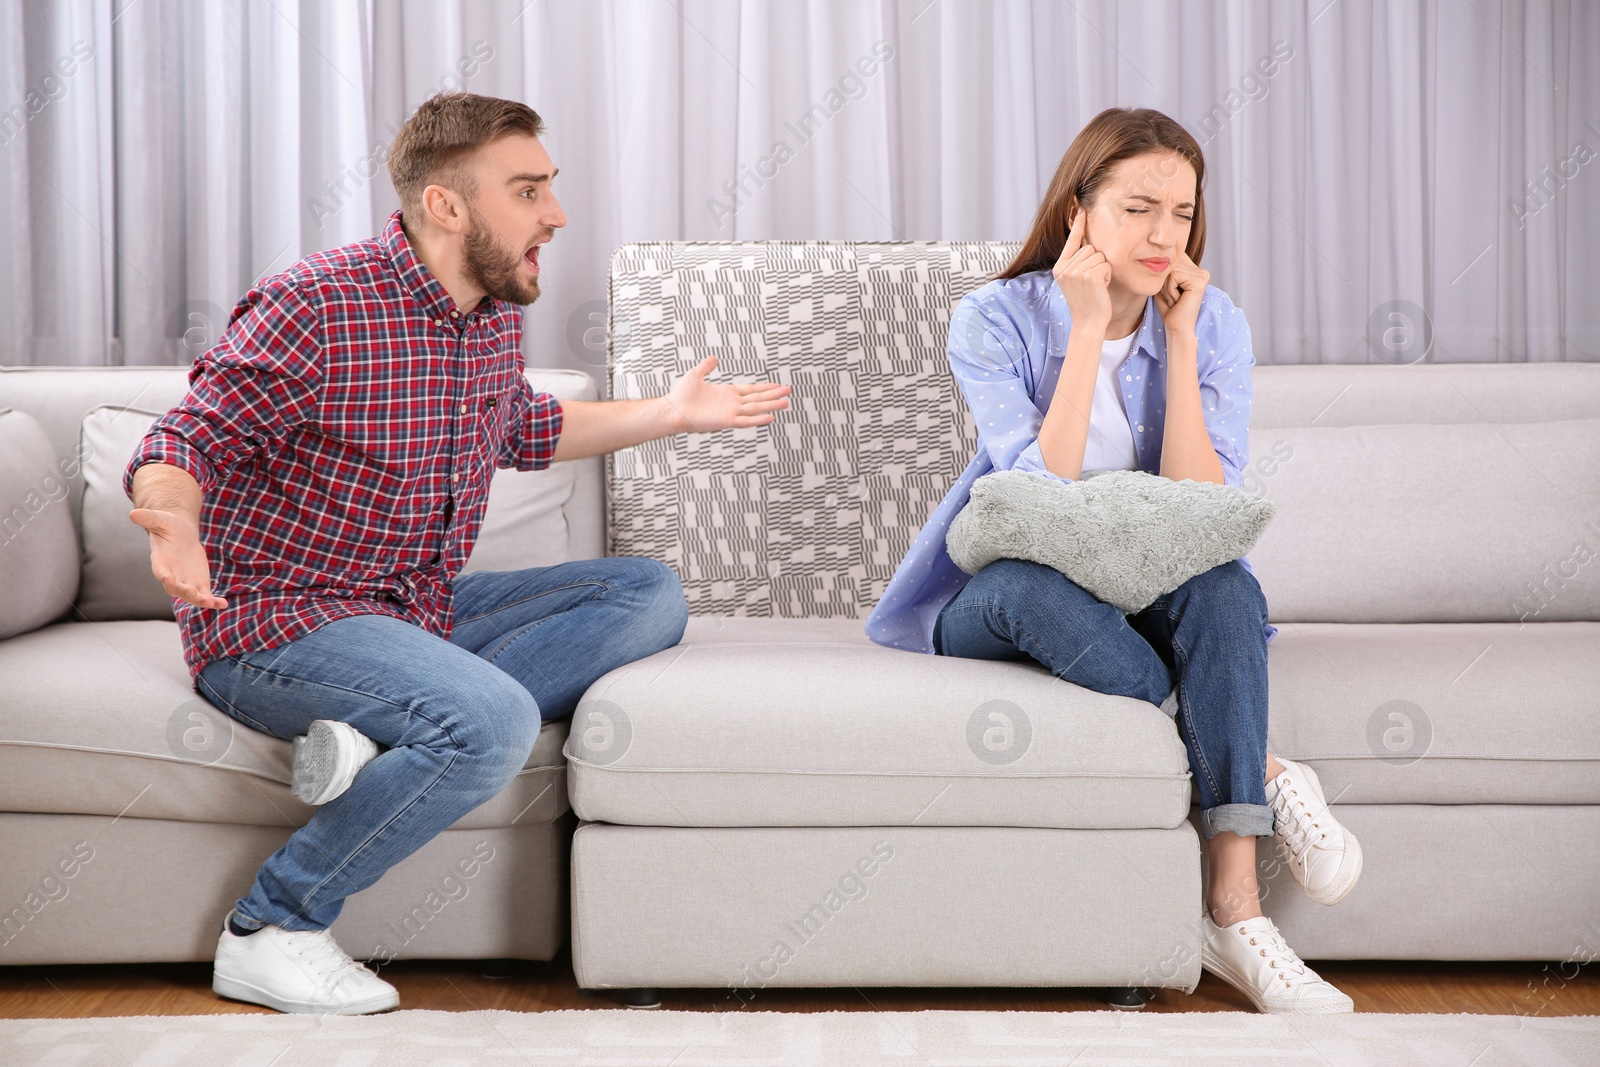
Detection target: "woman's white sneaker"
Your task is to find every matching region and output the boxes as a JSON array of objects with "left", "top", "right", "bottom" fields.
[
  {"left": 1268, "top": 757, "right": 1363, "bottom": 906},
  {"left": 1202, "top": 914, "right": 1354, "bottom": 1014},
  {"left": 291, "top": 719, "right": 381, "bottom": 806},
  {"left": 213, "top": 914, "right": 399, "bottom": 1015}
]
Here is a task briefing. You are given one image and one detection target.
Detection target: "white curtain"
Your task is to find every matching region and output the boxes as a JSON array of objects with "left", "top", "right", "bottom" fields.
[{"left": 1, "top": 0, "right": 1595, "bottom": 373}]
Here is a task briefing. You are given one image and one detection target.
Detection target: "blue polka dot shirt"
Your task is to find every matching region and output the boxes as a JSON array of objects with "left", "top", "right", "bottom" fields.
[{"left": 865, "top": 269, "right": 1278, "bottom": 654}]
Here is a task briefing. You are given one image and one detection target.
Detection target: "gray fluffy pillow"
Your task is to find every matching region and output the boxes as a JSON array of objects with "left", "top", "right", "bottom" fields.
[{"left": 946, "top": 469, "right": 1276, "bottom": 613}]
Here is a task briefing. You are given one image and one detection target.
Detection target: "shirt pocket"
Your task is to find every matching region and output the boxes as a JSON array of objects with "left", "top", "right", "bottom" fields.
[{"left": 462, "top": 382, "right": 519, "bottom": 488}]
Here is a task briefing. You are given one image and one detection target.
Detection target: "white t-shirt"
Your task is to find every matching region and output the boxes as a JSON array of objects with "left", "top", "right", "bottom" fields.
[{"left": 1080, "top": 330, "right": 1140, "bottom": 475}]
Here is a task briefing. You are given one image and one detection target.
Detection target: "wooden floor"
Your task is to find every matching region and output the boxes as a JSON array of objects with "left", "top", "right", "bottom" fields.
[{"left": 3, "top": 947, "right": 1596, "bottom": 1019}]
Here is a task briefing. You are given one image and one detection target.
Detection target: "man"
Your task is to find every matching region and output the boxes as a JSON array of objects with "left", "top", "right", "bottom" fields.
[{"left": 125, "top": 93, "right": 790, "bottom": 1015}]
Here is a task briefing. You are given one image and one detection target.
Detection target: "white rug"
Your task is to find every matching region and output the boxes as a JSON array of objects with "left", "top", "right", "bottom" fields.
[{"left": 2, "top": 1008, "right": 1597, "bottom": 1066}]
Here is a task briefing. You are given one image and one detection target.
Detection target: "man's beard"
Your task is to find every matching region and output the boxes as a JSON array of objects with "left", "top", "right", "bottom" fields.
[{"left": 462, "top": 204, "right": 541, "bottom": 306}]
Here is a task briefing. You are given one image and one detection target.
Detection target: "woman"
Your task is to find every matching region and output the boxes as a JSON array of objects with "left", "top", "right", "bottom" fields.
[{"left": 867, "top": 107, "right": 1362, "bottom": 1014}]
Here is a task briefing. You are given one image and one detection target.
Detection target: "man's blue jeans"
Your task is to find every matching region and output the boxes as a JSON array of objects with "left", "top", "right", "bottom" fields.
[
  {"left": 934, "top": 558, "right": 1273, "bottom": 840},
  {"left": 195, "top": 557, "right": 688, "bottom": 933}
]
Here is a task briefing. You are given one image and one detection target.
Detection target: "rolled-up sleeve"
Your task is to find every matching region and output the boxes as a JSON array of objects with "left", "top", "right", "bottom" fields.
[
  {"left": 947, "top": 293, "right": 1074, "bottom": 486},
  {"left": 1200, "top": 301, "right": 1257, "bottom": 489},
  {"left": 123, "top": 282, "right": 322, "bottom": 499},
  {"left": 495, "top": 376, "right": 565, "bottom": 472}
]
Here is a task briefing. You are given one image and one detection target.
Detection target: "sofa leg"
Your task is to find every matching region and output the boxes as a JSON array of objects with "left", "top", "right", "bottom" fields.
[
  {"left": 617, "top": 987, "right": 663, "bottom": 1009},
  {"left": 476, "top": 958, "right": 522, "bottom": 980},
  {"left": 1103, "top": 986, "right": 1152, "bottom": 1010}
]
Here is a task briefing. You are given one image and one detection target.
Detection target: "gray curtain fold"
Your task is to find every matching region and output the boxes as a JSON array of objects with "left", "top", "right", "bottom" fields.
[{"left": 0, "top": 0, "right": 1595, "bottom": 371}]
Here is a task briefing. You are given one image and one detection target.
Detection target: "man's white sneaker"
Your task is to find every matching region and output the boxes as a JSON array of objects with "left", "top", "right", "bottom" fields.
[
  {"left": 1268, "top": 757, "right": 1363, "bottom": 906},
  {"left": 1202, "top": 914, "right": 1354, "bottom": 1014},
  {"left": 213, "top": 914, "right": 399, "bottom": 1015},
  {"left": 291, "top": 719, "right": 381, "bottom": 806}
]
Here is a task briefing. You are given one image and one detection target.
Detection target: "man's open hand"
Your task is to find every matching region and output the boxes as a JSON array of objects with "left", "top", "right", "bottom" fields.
[
  {"left": 663, "top": 355, "right": 791, "bottom": 433},
  {"left": 129, "top": 508, "right": 227, "bottom": 610}
]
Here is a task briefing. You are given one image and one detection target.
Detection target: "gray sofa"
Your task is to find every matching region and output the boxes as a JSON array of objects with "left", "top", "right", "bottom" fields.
[
  {"left": 3, "top": 240, "right": 1598, "bottom": 1004},
  {"left": 567, "top": 242, "right": 1600, "bottom": 995},
  {"left": 0, "top": 365, "right": 601, "bottom": 965}
]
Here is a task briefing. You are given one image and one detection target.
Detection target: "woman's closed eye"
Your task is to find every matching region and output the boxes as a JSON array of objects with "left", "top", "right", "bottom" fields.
[{"left": 1127, "top": 208, "right": 1194, "bottom": 221}]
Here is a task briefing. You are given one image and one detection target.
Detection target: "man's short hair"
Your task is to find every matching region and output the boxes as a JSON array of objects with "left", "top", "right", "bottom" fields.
[{"left": 387, "top": 93, "right": 545, "bottom": 216}]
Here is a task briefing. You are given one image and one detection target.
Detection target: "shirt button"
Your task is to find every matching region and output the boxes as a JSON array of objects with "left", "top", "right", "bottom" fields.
[
  {"left": 434, "top": 319, "right": 443, "bottom": 327},
  {"left": 459, "top": 403, "right": 467, "bottom": 414},
  {"left": 450, "top": 310, "right": 460, "bottom": 318},
  {"left": 452, "top": 473, "right": 460, "bottom": 483}
]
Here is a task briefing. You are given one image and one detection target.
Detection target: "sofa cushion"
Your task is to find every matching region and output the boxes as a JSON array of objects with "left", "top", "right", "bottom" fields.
[
  {"left": 1247, "top": 418, "right": 1600, "bottom": 624},
  {"left": 606, "top": 241, "right": 1013, "bottom": 619},
  {"left": 564, "top": 617, "right": 1194, "bottom": 830},
  {"left": 0, "top": 620, "right": 571, "bottom": 830},
  {"left": 0, "top": 408, "right": 79, "bottom": 638},
  {"left": 0, "top": 367, "right": 190, "bottom": 521},
  {"left": 1265, "top": 621, "right": 1600, "bottom": 804},
  {"left": 79, "top": 405, "right": 175, "bottom": 620},
  {"left": 1249, "top": 362, "right": 1600, "bottom": 429}
]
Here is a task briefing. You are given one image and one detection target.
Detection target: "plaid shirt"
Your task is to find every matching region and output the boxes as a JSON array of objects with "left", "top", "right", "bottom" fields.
[{"left": 125, "top": 210, "right": 564, "bottom": 680}]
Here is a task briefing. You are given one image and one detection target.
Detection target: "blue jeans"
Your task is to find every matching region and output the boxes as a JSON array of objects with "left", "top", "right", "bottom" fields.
[
  {"left": 195, "top": 557, "right": 688, "bottom": 932},
  {"left": 934, "top": 558, "right": 1273, "bottom": 840}
]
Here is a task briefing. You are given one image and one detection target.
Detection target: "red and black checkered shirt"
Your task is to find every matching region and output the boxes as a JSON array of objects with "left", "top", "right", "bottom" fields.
[{"left": 125, "top": 209, "right": 564, "bottom": 680}]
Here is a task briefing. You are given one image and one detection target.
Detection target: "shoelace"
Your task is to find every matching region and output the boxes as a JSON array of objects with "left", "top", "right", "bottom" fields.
[
  {"left": 1243, "top": 922, "right": 1311, "bottom": 987},
  {"left": 280, "top": 929, "right": 374, "bottom": 985},
  {"left": 1271, "top": 779, "right": 1326, "bottom": 859}
]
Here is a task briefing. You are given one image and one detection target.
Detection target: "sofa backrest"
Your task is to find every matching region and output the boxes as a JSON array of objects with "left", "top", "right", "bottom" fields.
[
  {"left": 0, "top": 365, "right": 605, "bottom": 625},
  {"left": 1245, "top": 363, "right": 1600, "bottom": 623},
  {"left": 605, "top": 240, "right": 1600, "bottom": 625},
  {"left": 607, "top": 241, "right": 998, "bottom": 618}
]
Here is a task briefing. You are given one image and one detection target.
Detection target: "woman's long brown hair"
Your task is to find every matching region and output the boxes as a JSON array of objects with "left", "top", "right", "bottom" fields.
[{"left": 1000, "top": 107, "right": 1208, "bottom": 279}]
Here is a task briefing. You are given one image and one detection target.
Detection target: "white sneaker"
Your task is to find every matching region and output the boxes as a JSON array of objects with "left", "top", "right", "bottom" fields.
[
  {"left": 291, "top": 719, "right": 381, "bottom": 805},
  {"left": 213, "top": 913, "right": 399, "bottom": 1015},
  {"left": 1202, "top": 914, "right": 1354, "bottom": 1014},
  {"left": 1267, "top": 757, "right": 1363, "bottom": 905}
]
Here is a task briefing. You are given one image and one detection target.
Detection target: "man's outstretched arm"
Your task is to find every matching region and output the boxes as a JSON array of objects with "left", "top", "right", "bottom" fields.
[
  {"left": 549, "top": 355, "right": 791, "bottom": 462},
  {"left": 129, "top": 463, "right": 226, "bottom": 610},
  {"left": 121, "top": 280, "right": 322, "bottom": 610}
]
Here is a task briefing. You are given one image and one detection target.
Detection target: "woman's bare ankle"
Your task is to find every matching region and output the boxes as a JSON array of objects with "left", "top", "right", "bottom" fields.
[
  {"left": 1208, "top": 899, "right": 1264, "bottom": 925},
  {"left": 1264, "top": 754, "right": 1286, "bottom": 783}
]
